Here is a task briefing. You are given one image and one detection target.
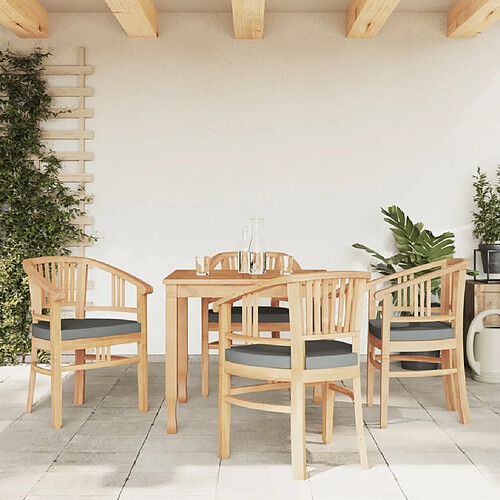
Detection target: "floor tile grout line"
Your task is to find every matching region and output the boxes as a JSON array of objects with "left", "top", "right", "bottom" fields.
[
  {"left": 22, "top": 366, "right": 127, "bottom": 500},
  {"left": 335, "top": 379, "right": 409, "bottom": 500},
  {"left": 0, "top": 369, "right": 72, "bottom": 435},
  {"left": 214, "top": 456, "right": 222, "bottom": 499},
  {"left": 117, "top": 378, "right": 165, "bottom": 499},
  {"left": 365, "top": 422, "right": 409, "bottom": 500},
  {"left": 398, "top": 377, "right": 495, "bottom": 486}
]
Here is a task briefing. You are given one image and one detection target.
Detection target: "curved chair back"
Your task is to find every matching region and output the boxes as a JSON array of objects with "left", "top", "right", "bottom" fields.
[
  {"left": 23, "top": 256, "right": 153, "bottom": 324},
  {"left": 368, "top": 258, "right": 469, "bottom": 324},
  {"left": 209, "top": 251, "right": 301, "bottom": 272},
  {"left": 215, "top": 271, "right": 369, "bottom": 357}
]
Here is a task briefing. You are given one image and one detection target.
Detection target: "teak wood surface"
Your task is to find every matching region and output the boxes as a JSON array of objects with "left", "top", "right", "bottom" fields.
[
  {"left": 200, "top": 251, "right": 302, "bottom": 397},
  {"left": 24, "top": 256, "right": 153, "bottom": 429},
  {"left": 214, "top": 271, "right": 370, "bottom": 479},
  {"left": 366, "top": 258, "right": 471, "bottom": 429},
  {"left": 163, "top": 268, "right": 324, "bottom": 434}
]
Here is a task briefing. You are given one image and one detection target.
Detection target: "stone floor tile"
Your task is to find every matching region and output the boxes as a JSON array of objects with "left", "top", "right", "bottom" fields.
[
  {"left": 65, "top": 433, "right": 146, "bottom": 453},
  {"left": 217, "top": 463, "right": 313, "bottom": 498},
  {"left": 49, "top": 451, "right": 138, "bottom": 472},
  {"left": 0, "top": 469, "right": 47, "bottom": 496},
  {"left": 133, "top": 451, "right": 219, "bottom": 473},
  {"left": 387, "top": 452, "right": 496, "bottom": 498},
  {"left": 122, "top": 470, "right": 219, "bottom": 496},
  {"left": 28, "top": 471, "right": 128, "bottom": 496}
]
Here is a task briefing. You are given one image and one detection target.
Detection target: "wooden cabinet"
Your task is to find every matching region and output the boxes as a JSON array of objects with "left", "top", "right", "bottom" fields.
[
  {"left": 464, "top": 281, "right": 500, "bottom": 364},
  {"left": 465, "top": 281, "right": 500, "bottom": 330}
]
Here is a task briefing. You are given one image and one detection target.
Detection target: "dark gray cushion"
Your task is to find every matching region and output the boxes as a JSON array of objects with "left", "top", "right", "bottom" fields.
[
  {"left": 209, "top": 306, "right": 289, "bottom": 323},
  {"left": 225, "top": 340, "right": 357, "bottom": 370},
  {"left": 369, "top": 319, "right": 454, "bottom": 342},
  {"left": 32, "top": 318, "right": 141, "bottom": 341}
]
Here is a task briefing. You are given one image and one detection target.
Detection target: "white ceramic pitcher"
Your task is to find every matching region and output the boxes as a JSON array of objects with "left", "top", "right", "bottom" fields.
[{"left": 467, "top": 309, "right": 500, "bottom": 383}]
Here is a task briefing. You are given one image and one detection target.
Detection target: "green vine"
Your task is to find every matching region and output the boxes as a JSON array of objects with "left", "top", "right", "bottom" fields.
[{"left": 0, "top": 48, "right": 94, "bottom": 365}]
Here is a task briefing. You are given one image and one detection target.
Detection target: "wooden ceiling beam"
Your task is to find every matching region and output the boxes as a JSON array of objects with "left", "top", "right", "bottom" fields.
[
  {"left": 448, "top": 0, "right": 500, "bottom": 37},
  {"left": 231, "top": 0, "right": 265, "bottom": 39},
  {"left": 105, "top": 0, "right": 158, "bottom": 38},
  {"left": 346, "top": 0, "right": 400, "bottom": 38},
  {"left": 0, "top": 0, "right": 48, "bottom": 38}
]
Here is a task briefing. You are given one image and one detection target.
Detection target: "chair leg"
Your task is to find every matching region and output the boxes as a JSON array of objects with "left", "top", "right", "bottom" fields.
[
  {"left": 366, "top": 342, "right": 375, "bottom": 408},
  {"left": 313, "top": 384, "right": 323, "bottom": 403},
  {"left": 73, "top": 349, "right": 86, "bottom": 406},
  {"left": 441, "top": 349, "right": 457, "bottom": 411},
  {"left": 219, "top": 367, "right": 231, "bottom": 460},
  {"left": 201, "top": 299, "right": 210, "bottom": 397},
  {"left": 321, "top": 382, "right": 334, "bottom": 444},
  {"left": 271, "top": 299, "right": 280, "bottom": 339},
  {"left": 291, "top": 381, "right": 306, "bottom": 480},
  {"left": 51, "top": 351, "right": 63, "bottom": 429},
  {"left": 353, "top": 376, "right": 369, "bottom": 469},
  {"left": 379, "top": 354, "right": 390, "bottom": 429},
  {"left": 137, "top": 341, "right": 148, "bottom": 413},
  {"left": 26, "top": 344, "right": 37, "bottom": 414},
  {"left": 454, "top": 346, "right": 471, "bottom": 425}
]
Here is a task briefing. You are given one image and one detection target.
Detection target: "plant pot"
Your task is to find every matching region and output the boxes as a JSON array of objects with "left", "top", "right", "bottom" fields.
[
  {"left": 401, "top": 350, "right": 440, "bottom": 371},
  {"left": 479, "top": 243, "right": 500, "bottom": 275}
]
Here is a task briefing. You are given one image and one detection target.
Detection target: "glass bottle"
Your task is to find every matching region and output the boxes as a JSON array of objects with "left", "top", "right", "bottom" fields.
[
  {"left": 248, "top": 218, "right": 266, "bottom": 275},
  {"left": 238, "top": 227, "right": 250, "bottom": 273}
]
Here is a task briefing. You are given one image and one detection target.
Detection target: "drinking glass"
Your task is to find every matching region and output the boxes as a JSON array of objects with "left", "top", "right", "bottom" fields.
[
  {"left": 279, "top": 255, "right": 294, "bottom": 275},
  {"left": 195, "top": 256, "right": 210, "bottom": 276}
]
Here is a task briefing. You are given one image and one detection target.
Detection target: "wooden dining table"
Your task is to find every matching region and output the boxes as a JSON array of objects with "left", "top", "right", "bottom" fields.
[{"left": 163, "top": 268, "right": 322, "bottom": 434}]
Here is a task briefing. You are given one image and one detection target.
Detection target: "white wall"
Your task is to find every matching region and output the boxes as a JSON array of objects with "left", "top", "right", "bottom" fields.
[{"left": 1, "top": 13, "right": 499, "bottom": 354}]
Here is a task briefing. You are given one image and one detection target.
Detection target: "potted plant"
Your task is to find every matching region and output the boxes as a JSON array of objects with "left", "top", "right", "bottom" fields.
[
  {"left": 353, "top": 206, "right": 457, "bottom": 370},
  {"left": 472, "top": 167, "right": 500, "bottom": 275}
]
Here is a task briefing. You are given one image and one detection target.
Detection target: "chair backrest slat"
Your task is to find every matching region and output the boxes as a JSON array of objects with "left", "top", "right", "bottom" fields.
[
  {"left": 210, "top": 251, "right": 302, "bottom": 272},
  {"left": 368, "top": 258, "right": 469, "bottom": 323}
]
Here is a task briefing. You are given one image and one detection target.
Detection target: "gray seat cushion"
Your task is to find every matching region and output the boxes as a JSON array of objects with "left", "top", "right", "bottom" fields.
[
  {"left": 225, "top": 340, "right": 357, "bottom": 370},
  {"left": 32, "top": 318, "right": 141, "bottom": 341},
  {"left": 369, "top": 319, "right": 454, "bottom": 342},
  {"left": 209, "top": 306, "right": 289, "bottom": 323}
]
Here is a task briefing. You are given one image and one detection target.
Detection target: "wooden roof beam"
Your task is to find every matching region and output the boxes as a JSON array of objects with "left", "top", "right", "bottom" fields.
[
  {"left": 448, "top": 0, "right": 500, "bottom": 37},
  {"left": 346, "top": 0, "right": 400, "bottom": 38},
  {"left": 231, "top": 0, "right": 265, "bottom": 39},
  {"left": 105, "top": 0, "right": 158, "bottom": 38},
  {"left": 0, "top": 0, "right": 48, "bottom": 38}
]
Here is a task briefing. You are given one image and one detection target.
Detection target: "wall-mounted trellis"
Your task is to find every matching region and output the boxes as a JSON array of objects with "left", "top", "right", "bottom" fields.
[{"left": 43, "top": 47, "right": 94, "bottom": 256}]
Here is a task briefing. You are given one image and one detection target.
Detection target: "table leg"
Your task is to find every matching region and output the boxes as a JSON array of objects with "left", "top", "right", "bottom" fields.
[
  {"left": 178, "top": 297, "right": 189, "bottom": 403},
  {"left": 166, "top": 285, "right": 178, "bottom": 434}
]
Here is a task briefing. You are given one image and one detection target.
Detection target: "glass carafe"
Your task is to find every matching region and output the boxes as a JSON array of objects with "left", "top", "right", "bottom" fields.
[{"left": 248, "top": 218, "right": 266, "bottom": 275}]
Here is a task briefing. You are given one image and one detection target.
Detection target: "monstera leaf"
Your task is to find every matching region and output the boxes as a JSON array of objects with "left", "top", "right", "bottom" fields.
[{"left": 353, "top": 206, "right": 456, "bottom": 277}]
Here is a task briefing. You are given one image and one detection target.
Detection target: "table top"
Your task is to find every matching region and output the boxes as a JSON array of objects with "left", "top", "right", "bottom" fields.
[{"left": 163, "top": 269, "right": 324, "bottom": 285}]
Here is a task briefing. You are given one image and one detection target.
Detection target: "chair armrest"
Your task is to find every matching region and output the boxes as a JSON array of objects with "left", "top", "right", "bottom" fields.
[
  {"left": 86, "top": 258, "right": 153, "bottom": 295},
  {"left": 23, "top": 261, "right": 65, "bottom": 301},
  {"left": 368, "top": 259, "right": 451, "bottom": 290},
  {"left": 374, "top": 259, "right": 469, "bottom": 301},
  {"left": 213, "top": 271, "right": 369, "bottom": 312}
]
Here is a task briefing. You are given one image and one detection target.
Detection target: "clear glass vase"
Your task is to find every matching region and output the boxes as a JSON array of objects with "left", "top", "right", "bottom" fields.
[
  {"left": 238, "top": 227, "right": 250, "bottom": 273},
  {"left": 248, "top": 218, "right": 266, "bottom": 275}
]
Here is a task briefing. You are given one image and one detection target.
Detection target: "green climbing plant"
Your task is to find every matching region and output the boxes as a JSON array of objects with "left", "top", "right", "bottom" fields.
[{"left": 0, "top": 48, "right": 93, "bottom": 365}]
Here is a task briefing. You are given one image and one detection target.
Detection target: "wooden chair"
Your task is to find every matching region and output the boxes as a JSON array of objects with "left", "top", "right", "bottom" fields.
[
  {"left": 214, "top": 271, "right": 370, "bottom": 480},
  {"left": 23, "top": 256, "right": 153, "bottom": 429},
  {"left": 201, "top": 251, "right": 301, "bottom": 397},
  {"left": 366, "top": 258, "right": 471, "bottom": 429}
]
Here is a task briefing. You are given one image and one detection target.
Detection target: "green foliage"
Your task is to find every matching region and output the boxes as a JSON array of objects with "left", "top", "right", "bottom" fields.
[
  {"left": 472, "top": 166, "right": 500, "bottom": 244},
  {"left": 0, "top": 48, "right": 93, "bottom": 365},
  {"left": 353, "top": 206, "right": 456, "bottom": 278}
]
